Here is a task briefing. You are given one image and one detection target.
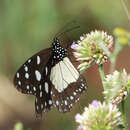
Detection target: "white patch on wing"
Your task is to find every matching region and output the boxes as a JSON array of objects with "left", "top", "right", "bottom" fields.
[
  {"left": 25, "top": 73, "right": 29, "bottom": 79},
  {"left": 49, "top": 100, "right": 52, "bottom": 105},
  {"left": 37, "top": 56, "right": 40, "bottom": 65},
  {"left": 40, "top": 91, "right": 42, "bottom": 97},
  {"left": 35, "top": 70, "right": 41, "bottom": 81},
  {"left": 50, "top": 57, "right": 79, "bottom": 92},
  {"left": 24, "top": 66, "right": 28, "bottom": 72},
  {"left": 16, "top": 73, "right": 19, "bottom": 78},
  {"left": 45, "top": 67, "right": 48, "bottom": 75},
  {"left": 26, "top": 85, "right": 29, "bottom": 90},
  {"left": 18, "top": 81, "right": 21, "bottom": 85},
  {"left": 45, "top": 82, "right": 49, "bottom": 93},
  {"left": 28, "top": 59, "right": 31, "bottom": 63}
]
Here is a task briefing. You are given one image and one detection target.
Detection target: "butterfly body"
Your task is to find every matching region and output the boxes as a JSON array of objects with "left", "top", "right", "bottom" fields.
[
  {"left": 52, "top": 38, "right": 68, "bottom": 63},
  {"left": 14, "top": 37, "right": 87, "bottom": 116}
]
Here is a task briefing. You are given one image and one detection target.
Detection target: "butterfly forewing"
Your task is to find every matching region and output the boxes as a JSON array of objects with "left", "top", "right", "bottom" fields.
[{"left": 14, "top": 48, "right": 54, "bottom": 116}]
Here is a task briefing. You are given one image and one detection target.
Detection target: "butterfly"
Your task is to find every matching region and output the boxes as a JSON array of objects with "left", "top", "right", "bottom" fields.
[{"left": 13, "top": 36, "right": 87, "bottom": 117}]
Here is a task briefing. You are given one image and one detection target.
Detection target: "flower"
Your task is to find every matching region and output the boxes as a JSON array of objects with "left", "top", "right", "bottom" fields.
[
  {"left": 75, "top": 101, "right": 123, "bottom": 130},
  {"left": 113, "top": 28, "right": 130, "bottom": 46},
  {"left": 77, "top": 126, "right": 83, "bottom": 130},
  {"left": 103, "top": 69, "right": 130, "bottom": 104},
  {"left": 71, "top": 42, "right": 79, "bottom": 50},
  {"left": 75, "top": 113, "right": 83, "bottom": 123},
  {"left": 73, "top": 30, "right": 113, "bottom": 71},
  {"left": 91, "top": 100, "right": 99, "bottom": 108}
]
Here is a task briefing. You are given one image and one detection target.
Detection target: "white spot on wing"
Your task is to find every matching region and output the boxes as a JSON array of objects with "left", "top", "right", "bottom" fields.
[
  {"left": 73, "top": 92, "right": 77, "bottom": 96},
  {"left": 33, "top": 87, "right": 36, "bottom": 91},
  {"left": 25, "top": 73, "right": 29, "bottom": 79},
  {"left": 16, "top": 73, "right": 19, "bottom": 78},
  {"left": 18, "top": 81, "right": 21, "bottom": 85},
  {"left": 39, "top": 85, "right": 42, "bottom": 90},
  {"left": 40, "top": 91, "right": 42, "bottom": 97},
  {"left": 79, "top": 88, "right": 81, "bottom": 92},
  {"left": 76, "top": 89, "right": 78, "bottom": 92},
  {"left": 27, "top": 85, "right": 29, "bottom": 90},
  {"left": 64, "top": 100, "right": 67, "bottom": 105},
  {"left": 37, "top": 56, "right": 40, "bottom": 65},
  {"left": 45, "top": 82, "right": 49, "bottom": 93},
  {"left": 70, "top": 96, "right": 74, "bottom": 100},
  {"left": 56, "top": 100, "right": 59, "bottom": 106},
  {"left": 35, "top": 70, "right": 41, "bottom": 81},
  {"left": 82, "top": 83, "right": 84, "bottom": 86},
  {"left": 49, "top": 100, "right": 52, "bottom": 105},
  {"left": 24, "top": 66, "right": 28, "bottom": 72},
  {"left": 45, "top": 67, "right": 48, "bottom": 75},
  {"left": 28, "top": 59, "right": 31, "bottom": 63}
]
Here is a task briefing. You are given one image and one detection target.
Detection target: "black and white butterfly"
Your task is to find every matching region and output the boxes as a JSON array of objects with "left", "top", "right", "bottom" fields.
[{"left": 13, "top": 36, "right": 87, "bottom": 117}]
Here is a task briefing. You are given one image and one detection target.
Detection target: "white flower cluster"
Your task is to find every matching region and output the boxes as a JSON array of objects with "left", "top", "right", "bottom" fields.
[
  {"left": 72, "top": 30, "right": 113, "bottom": 71},
  {"left": 103, "top": 69, "right": 129, "bottom": 104},
  {"left": 75, "top": 101, "right": 123, "bottom": 130}
]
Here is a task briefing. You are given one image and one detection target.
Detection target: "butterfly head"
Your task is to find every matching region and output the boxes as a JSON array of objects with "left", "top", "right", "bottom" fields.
[{"left": 52, "top": 37, "right": 68, "bottom": 62}]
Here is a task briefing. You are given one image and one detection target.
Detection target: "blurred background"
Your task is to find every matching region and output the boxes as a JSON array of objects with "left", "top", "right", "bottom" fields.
[{"left": 0, "top": 0, "right": 130, "bottom": 130}]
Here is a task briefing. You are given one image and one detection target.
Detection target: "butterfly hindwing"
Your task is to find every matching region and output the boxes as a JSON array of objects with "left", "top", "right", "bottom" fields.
[
  {"left": 51, "top": 75, "right": 87, "bottom": 112},
  {"left": 50, "top": 57, "right": 87, "bottom": 112}
]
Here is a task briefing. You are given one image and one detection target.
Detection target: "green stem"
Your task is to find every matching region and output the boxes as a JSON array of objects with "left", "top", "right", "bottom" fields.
[
  {"left": 121, "top": 100, "right": 125, "bottom": 115},
  {"left": 121, "top": 101, "right": 128, "bottom": 130},
  {"left": 110, "top": 56, "right": 116, "bottom": 73},
  {"left": 110, "top": 41, "right": 122, "bottom": 73},
  {"left": 99, "top": 64, "right": 105, "bottom": 89}
]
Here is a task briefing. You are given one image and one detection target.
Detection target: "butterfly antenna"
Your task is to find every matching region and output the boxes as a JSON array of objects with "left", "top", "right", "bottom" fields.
[
  {"left": 55, "top": 20, "right": 77, "bottom": 37},
  {"left": 56, "top": 25, "right": 80, "bottom": 38}
]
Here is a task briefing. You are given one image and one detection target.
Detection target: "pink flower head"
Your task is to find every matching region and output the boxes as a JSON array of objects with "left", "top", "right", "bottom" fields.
[
  {"left": 71, "top": 42, "right": 78, "bottom": 50},
  {"left": 77, "top": 125, "right": 83, "bottom": 130},
  {"left": 91, "top": 100, "right": 100, "bottom": 108},
  {"left": 75, "top": 113, "right": 82, "bottom": 122}
]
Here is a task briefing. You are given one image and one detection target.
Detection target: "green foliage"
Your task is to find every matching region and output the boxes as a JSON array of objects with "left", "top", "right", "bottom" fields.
[{"left": 0, "top": 0, "right": 130, "bottom": 130}]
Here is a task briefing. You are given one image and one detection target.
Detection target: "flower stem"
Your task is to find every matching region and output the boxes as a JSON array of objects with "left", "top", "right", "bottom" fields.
[
  {"left": 121, "top": 101, "right": 128, "bottom": 130},
  {"left": 99, "top": 64, "right": 105, "bottom": 89},
  {"left": 110, "top": 41, "right": 122, "bottom": 73},
  {"left": 121, "top": 0, "right": 130, "bottom": 22},
  {"left": 121, "top": 100, "right": 125, "bottom": 115}
]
